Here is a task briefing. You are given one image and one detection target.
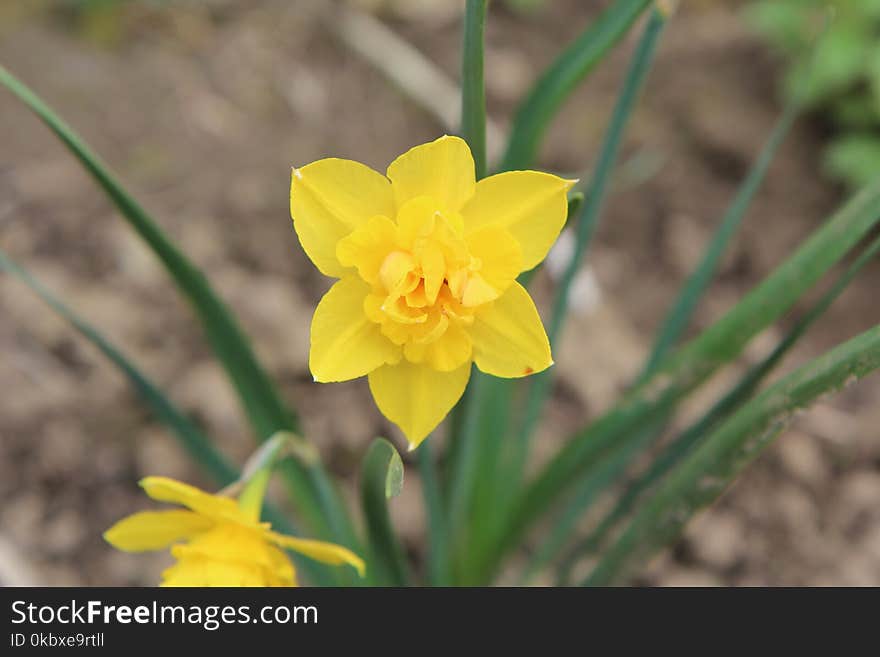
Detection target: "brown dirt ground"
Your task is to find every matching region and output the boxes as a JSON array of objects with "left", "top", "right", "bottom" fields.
[{"left": 1, "top": 0, "right": 879, "bottom": 586}]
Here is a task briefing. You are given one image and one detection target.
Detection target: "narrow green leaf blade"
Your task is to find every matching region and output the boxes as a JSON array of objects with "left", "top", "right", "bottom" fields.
[
  {"left": 638, "top": 104, "right": 799, "bottom": 382},
  {"left": 558, "top": 230, "right": 880, "bottom": 583},
  {"left": 585, "top": 320, "right": 880, "bottom": 585},
  {"left": 0, "top": 249, "right": 237, "bottom": 486},
  {"left": 501, "top": 0, "right": 652, "bottom": 171},
  {"left": 519, "top": 417, "right": 664, "bottom": 584},
  {"left": 447, "top": 0, "right": 490, "bottom": 576},
  {"left": 462, "top": 12, "right": 668, "bottom": 583},
  {"left": 360, "top": 438, "right": 411, "bottom": 586},
  {"left": 461, "top": 0, "right": 488, "bottom": 179},
  {"left": 509, "top": 7, "right": 668, "bottom": 494},
  {"left": 487, "top": 179, "right": 880, "bottom": 574},
  {"left": 417, "top": 440, "right": 453, "bottom": 586},
  {"left": 0, "top": 65, "right": 359, "bottom": 549},
  {"left": 0, "top": 64, "right": 295, "bottom": 442},
  {"left": 0, "top": 249, "right": 334, "bottom": 585}
]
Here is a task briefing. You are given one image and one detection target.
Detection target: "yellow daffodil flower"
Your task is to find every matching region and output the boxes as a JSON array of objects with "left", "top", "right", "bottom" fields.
[
  {"left": 290, "top": 135, "right": 574, "bottom": 448},
  {"left": 104, "top": 476, "right": 365, "bottom": 587}
]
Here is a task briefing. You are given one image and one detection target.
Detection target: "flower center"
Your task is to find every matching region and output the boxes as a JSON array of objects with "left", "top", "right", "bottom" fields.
[
  {"left": 371, "top": 206, "right": 492, "bottom": 348},
  {"left": 337, "top": 194, "right": 519, "bottom": 360}
]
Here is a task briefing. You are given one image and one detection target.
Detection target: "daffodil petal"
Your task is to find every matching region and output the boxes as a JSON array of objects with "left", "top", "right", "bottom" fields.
[
  {"left": 464, "top": 225, "right": 523, "bottom": 304},
  {"left": 160, "top": 524, "right": 298, "bottom": 586},
  {"left": 386, "top": 135, "right": 475, "bottom": 212},
  {"left": 103, "top": 510, "right": 213, "bottom": 552},
  {"left": 140, "top": 476, "right": 245, "bottom": 523},
  {"left": 462, "top": 171, "right": 574, "bottom": 270},
  {"left": 469, "top": 282, "right": 552, "bottom": 378},
  {"left": 404, "top": 322, "right": 473, "bottom": 372},
  {"left": 267, "top": 532, "right": 366, "bottom": 577},
  {"left": 291, "top": 158, "right": 394, "bottom": 277},
  {"left": 160, "top": 557, "right": 292, "bottom": 587},
  {"left": 368, "top": 360, "right": 471, "bottom": 448},
  {"left": 421, "top": 247, "right": 445, "bottom": 305},
  {"left": 310, "top": 277, "right": 402, "bottom": 382},
  {"left": 336, "top": 215, "right": 399, "bottom": 285}
]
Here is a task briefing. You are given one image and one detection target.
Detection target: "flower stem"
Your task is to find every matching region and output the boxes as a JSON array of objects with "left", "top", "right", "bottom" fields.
[{"left": 461, "top": 0, "right": 488, "bottom": 179}]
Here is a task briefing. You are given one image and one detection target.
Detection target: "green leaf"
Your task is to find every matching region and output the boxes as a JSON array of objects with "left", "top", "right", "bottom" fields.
[
  {"left": 446, "top": 368, "right": 489, "bottom": 554},
  {"left": 360, "top": 438, "right": 411, "bottom": 586},
  {"left": 638, "top": 103, "right": 799, "bottom": 383},
  {"left": 0, "top": 64, "right": 294, "bottom": 443},
  {"left": 461, "top": 0, "right": 488, "bottom": 179},
  {"left": 501, "top": 6, "right": 669, "bottom": 529},
  {"left": 585, "top": 320, "right": 880, "bottom": 585},
  {"left": 659, "top": 179, "right": 880, "bottom": 400},
  {"left": 558, "top": 229, "right": 880, "bottom": 584},
  {"left": 462, "top": 9, "right": 666, "bottom": 583},
  {"left": 501, "top": 0, "right": 652, "bottom": 171},
  {"left": 417, "top": 440, "right": 453, "bottom": 586},
  {"left": 483, "top": 178, "right": 880, "bottom": 576},
  {"left": 450, "top": 370, "right": 513, "bottom": 583},
  {"left": 519, "top": 417, "right": 665, "bottom": 584},
  {"left": 0, "top": 248, "right": 335, "bottom": 586},
  {"left": 237, "top": 431, "right": 318, "bottom": 519},
  {"left": 537, "top": 103, "right": 803, "bottom": 577},
  {"left": 0, "top": 65, "right": 359, "bottom": 549},
  {"left": 0, "top": 248, "right": 237, "bottom": 488},
  {"left": 456, "top": 4, "right": 661, "bottom": 562},
  {"left": 451, "top": 194, "right": 585, "bottom": 573}
]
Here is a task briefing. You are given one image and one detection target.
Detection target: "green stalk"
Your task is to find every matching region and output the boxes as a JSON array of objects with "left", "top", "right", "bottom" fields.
[
  {"left": 463, "top": 193, "right": 586, "bottom": 562},
  {"left": 0, "top": 64, "right": 295, "bottom": 443},
  {"left": 479, "top": 178, "right": 880, "bottom": 578},
  {"left": 238, "top": 469, "right": 272, "bottom": 520},
  {"left": 361, "top": 439, "right": 411, "bottom": 586},
  {"left": 446, "top": 368, "right": 486, "bottom": 556},
  {"left": 418, "top": 441, "right": 453, "bottom": 585},
  {"left": 519, "top": 416, "right": 667, "bottom": 584},
  {"left": 0, "top": 64, "right": 358, "bottom": 548},
  {"left": 637, "top": 104, "right": 799, "bottom": 383},
  {"left": 444, "top": 0, "right": 488, "bottom": 505},
  {"left": 530, "top": 21, "right": 835, "bottom": 581},
  {"left": 445, "top": 1, "right": 490, "bottom": 583},
  {"left": 461, "top": 0, "right": 488, "bottom": 179},
  {"left": 523, "top": 79, "right": 801, "bottom": 585},
  {"left": 0, "top": 249, "right": 334, "bottom": 586},
  {"left": 0, "top": 249, "right": 238, "bottom": 488},
  {"left": 585, "top": 320, "right": 880, "bottom": 585},
  {"left": 559, "top": 230, "right": 880, "bottom": 584},
  {"left": 501, "top": 0, "right": 652, "bottom": 171},
  {"left": 505, "top": 7, "right": 668, "bottom": 507}
]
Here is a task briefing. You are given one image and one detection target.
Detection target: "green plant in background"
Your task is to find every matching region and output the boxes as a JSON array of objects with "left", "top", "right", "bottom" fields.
[
  {"left": 747, "top": 0, "right": 880, "bottom": 188},
  {"left": 2, "top": 0, "right": 880, "bottom": 586}
]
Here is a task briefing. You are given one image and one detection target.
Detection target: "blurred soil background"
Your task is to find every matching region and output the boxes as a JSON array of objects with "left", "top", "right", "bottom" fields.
[{"left": 1, "top": 0, "right": 879, "bottom": 586}]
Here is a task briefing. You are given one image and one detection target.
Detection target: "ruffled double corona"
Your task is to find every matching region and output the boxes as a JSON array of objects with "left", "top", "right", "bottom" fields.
[{"left": 291, "top": 135, "right": 573, "bottom": 448}]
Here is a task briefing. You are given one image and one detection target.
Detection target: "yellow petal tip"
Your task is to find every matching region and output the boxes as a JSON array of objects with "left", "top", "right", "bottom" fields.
[{"left": 292, "top": 167, "right": 303, "bottom": 180}]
